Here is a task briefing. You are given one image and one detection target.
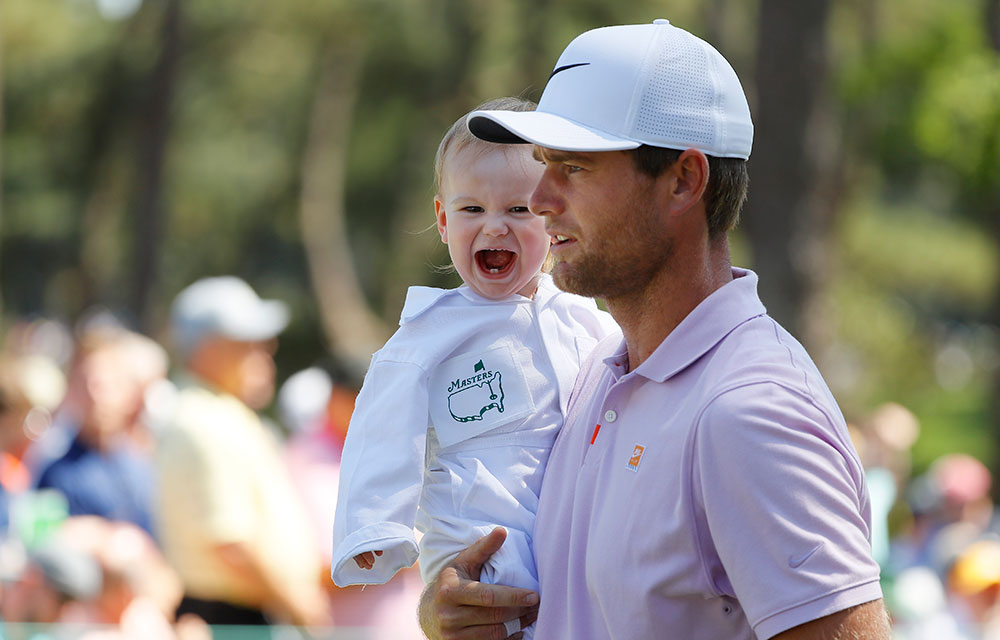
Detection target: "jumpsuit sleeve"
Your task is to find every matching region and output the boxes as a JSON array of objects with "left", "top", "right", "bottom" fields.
[{"left": 331, "top": 358, "right": 430, "bottom": 586}]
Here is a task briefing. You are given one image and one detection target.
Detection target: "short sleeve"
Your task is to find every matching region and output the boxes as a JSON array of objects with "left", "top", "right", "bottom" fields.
[{"left": 692, "top": 382, "right": 882, "bottom": 639}]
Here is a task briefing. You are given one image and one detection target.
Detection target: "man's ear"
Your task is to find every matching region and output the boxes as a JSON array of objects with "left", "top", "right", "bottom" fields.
[
  {"left": 434, "top": 196, "right": 448, "bottom": 243},
  {"left": 668, "top": 149, "right": 710, "bottom": 215}
]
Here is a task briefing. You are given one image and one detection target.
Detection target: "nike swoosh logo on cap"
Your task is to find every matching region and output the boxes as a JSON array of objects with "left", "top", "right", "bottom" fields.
[{"left": 548, "top": 62, "right": 590, "bottom": 80}]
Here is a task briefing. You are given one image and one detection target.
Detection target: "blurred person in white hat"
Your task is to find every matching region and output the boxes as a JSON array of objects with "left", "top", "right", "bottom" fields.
[
  {"left": 153, "top": 276, "right": 330, "bottom": 632},
  {"left": 421, "top": 20, "right": 888, "bottom": 640}
]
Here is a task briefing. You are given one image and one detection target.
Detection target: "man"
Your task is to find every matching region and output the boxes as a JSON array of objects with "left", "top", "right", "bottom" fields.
[
  {"left": 36, "top": 325, "right": 165, "bottom": 538},
  {"left": 0, "top": 542, "right": 103, "bottom": 626},
  {"left": 420, "top": 20, "right": 889, "bottom": 639},
  {"left": 154, "top": 276, "right": 330, "bottom": 630}
]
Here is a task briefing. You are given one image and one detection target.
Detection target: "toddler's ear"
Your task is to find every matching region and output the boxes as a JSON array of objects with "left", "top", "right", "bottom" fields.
[{"left": 434, "top": 196, "right": 448, "bottom": 243}]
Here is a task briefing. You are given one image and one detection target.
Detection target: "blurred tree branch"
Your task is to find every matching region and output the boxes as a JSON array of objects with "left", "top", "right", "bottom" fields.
[
  {"left": 744, "top": 0, "right": 837, "bottom": 350},
  {"left": 129, "top": 0, "right": 180, "bottom": 331},
  {"left": 0, "top": 16, "right": 5, "bottom": 322},
  {"left": 988, "top": 0, "right": 1000, "bottom": 52},
  {"left": 299, "top": 37, "right": 391, "bottom": 369}
]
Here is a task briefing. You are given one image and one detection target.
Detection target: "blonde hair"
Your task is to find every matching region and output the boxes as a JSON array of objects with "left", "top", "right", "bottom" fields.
[{"left": 433, "top": 97, "right": 536, "bottom": 194}]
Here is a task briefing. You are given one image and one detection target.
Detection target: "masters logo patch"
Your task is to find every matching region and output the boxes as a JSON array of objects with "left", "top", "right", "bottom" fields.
[
  {"left": 430, "top": 344, "right": 534, "bottom": 448},
  {"left": 447, "top": 359, "right": 505, "bottom": 423}
]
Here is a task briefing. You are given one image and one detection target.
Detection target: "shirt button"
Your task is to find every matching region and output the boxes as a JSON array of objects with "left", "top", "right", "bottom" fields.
[{"left": 604, "top": 410, "right": 617, "bottom": 423}]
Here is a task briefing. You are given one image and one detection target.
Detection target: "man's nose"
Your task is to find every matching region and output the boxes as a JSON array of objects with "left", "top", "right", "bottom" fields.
[{"left": 529, "top": 172, "right": 559, "bottom": 218}]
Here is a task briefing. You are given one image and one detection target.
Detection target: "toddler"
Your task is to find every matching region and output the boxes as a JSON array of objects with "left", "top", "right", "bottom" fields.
[{"left": 331, "top": 97, "right": 619, "bottom": 636}]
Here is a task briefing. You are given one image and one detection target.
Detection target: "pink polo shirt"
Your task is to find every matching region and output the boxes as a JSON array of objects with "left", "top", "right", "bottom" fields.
[{"left": 532, "top": 268, "right": 882, "bottom": 639}]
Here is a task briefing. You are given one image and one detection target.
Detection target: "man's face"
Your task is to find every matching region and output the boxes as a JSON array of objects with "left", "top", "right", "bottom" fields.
[
  {"left": 530, "top": 148, "right": 673, "bottom": 300},
  {"left": 195, "top": 337, "right": 277, "bottom": 409},
  {"left": 76, "top": 346, "right": 136, "bottom": 449}
]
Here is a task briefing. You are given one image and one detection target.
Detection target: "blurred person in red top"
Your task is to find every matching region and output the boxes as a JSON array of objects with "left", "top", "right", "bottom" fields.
[
  {"left": 279, "top": 364, "right": 424, "bottom": 639},
  {"left": 0, "top": 353, "right": 67, "bottom": 527},
  {"left": 892, "top": 453, "right": 994, "bottom": 576}
]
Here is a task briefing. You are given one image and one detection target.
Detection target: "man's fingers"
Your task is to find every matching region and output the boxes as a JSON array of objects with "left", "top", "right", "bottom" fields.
[
  {"left": 503, "top": 617, "right": 520, "bottom": 637},
  {"left": 441, "top": 612, "right": 535, "bottom": 640},
  {"left": 441, "top": 574, "right": 539, "bottom": 609},
  {"left": 452, "top": 527, "right": 508, "bottom": 579},
  {"left": 520, "top": 608, "right": 538, "bottom": 630},
  {"left": 421, "top": 532, "right": 539, "bottom": 640}
]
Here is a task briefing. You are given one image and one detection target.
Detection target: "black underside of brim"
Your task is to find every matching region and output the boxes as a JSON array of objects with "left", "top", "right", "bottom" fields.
[{"left": 467, "top": 116, "right": 530, "bottom": 144}]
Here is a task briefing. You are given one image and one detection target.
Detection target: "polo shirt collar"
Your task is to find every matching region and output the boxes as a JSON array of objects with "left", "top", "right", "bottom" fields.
[{"left": 632, "top": 267, "right": 767, "bottom": 383}]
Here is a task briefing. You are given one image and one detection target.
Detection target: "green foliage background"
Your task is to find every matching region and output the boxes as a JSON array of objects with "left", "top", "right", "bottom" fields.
[{"left": 1, "top": 0, "right": 997, "bottom": 474}]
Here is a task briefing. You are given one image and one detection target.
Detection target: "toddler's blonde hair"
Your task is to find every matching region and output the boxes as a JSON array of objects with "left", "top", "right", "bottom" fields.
[{"left": 433, "top": 97, "right": 536, "bottom": 194}]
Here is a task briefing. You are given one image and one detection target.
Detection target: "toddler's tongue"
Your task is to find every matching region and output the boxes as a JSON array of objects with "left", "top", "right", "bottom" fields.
[{"left": 477, "top": 249, "right": 515, "bottom": 273}]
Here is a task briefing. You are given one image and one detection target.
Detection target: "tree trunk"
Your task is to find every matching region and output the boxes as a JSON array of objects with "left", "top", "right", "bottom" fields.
[
  {"left": 743, "top": 0, "right": 837, "bottom": 351},
  {"left": 129, "top": 0, "right": 180, "bottom": 332},
  {"left": 984, "top": 0, "right": 1000, "bottom": 485},
  {"left": 78, "top": 49, "right": 135, "bottom": 316},
  {"left": 299, "top": 40, "right": 392, "bottom": 370},
  {"left": 988, "top": 0, "right": 1000, "bottom": 52},
  {"left": 0, "top": 18, "right": 5, "bottom": 323}
]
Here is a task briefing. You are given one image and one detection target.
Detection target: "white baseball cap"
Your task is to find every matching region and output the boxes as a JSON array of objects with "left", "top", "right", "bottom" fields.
[
  {"left": 468, "top": 19, "right": 753, "bottom": 159},
  {"left": 277, "top": 366, "right": 333, "bottom": 432},
  {"left": 170, "top": 276, "right": 289, "bottom": 356}
]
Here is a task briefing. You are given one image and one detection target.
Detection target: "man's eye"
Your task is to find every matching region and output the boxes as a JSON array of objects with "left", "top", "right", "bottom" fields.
[{"left": 566, "top": 165, "right": 583, "bottom": 173}]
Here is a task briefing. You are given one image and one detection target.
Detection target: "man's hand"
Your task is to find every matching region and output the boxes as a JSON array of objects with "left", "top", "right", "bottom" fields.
[{"left": 419, "top": 528, "right": 540, "bottom": 640}]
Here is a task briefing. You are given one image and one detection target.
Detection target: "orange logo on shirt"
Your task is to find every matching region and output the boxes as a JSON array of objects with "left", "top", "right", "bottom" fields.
[{"left": 627, "top": 444, "right": 645, "bottom": 472}]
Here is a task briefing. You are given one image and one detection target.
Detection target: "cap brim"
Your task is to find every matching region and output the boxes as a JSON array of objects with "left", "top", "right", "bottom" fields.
[
  {"left": 468, "top": 110, "right": 640, "bottom": 152},
  {"left": 221, "top": 300, "right": 289, "bottom": 342}
]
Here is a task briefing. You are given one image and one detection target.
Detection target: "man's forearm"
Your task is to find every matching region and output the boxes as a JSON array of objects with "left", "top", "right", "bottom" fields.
[
  {"left": 773, "top": 600, "right": 891, "bottom": 640},
  {"left": 214, "top": 541, "right": 321, "bottom": 625}
]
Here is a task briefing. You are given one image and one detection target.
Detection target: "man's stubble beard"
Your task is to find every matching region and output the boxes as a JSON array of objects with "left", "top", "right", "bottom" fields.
[{"left": 551, "top": 208, "right": 673, "bottom": 301}]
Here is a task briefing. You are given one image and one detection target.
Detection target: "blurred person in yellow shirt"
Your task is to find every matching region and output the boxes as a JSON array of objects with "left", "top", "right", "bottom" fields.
[{"left": 153, "top": 276, "right": 330, "bottom": 632}]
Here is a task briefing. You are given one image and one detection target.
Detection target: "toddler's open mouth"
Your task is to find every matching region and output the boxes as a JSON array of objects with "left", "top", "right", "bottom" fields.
[{"left": 476, "top": 249, "right": 516, "bottom": 275}]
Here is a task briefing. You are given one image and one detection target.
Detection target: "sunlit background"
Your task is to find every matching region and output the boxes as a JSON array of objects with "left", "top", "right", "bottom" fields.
[{"left": 1, "top": 0, "right": 999, "bottom": 637}]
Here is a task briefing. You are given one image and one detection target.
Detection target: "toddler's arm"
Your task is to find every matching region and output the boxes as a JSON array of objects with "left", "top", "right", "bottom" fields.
[{"left": 353, "top": 550, "right": 383, "bottom": 570}]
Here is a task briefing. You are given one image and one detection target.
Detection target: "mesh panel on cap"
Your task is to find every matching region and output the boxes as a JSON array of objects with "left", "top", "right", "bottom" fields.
[{"left": 634, "top": 33, "right": 716, "bottom": 148}]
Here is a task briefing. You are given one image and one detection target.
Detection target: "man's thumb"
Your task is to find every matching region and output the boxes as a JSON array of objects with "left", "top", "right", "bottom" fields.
[{"left": 456, "top": 527, "right": 507, "bottom": 577}]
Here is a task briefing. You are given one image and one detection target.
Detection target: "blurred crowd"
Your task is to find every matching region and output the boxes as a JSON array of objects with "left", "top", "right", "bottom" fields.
[
  {"left": 0, "top": 276, "right": 423, "bottom": 640},
  {"left": 851, "top": 402, "right": 1000, "bottom": 639},
  {"left": 1, "top": 275, "right": 999, "bottom": 639}
]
